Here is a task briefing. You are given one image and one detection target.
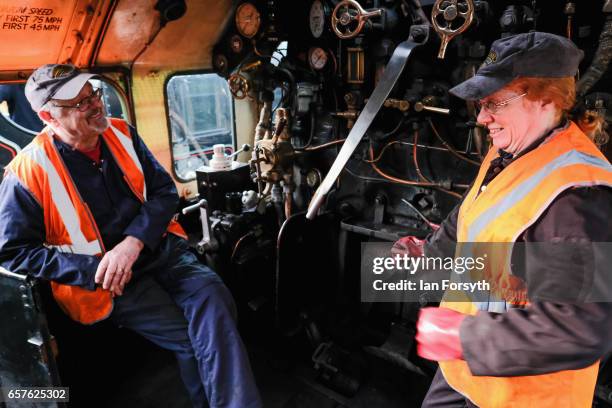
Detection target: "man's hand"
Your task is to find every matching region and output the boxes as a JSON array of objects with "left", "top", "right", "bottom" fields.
[{"left": 94, "top": 236, "right": 144, "bottom": 296}]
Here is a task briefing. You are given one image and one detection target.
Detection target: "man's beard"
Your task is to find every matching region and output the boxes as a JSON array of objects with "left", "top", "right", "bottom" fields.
[{"left": 87, "top": 108, "right": 109, "bottom": 134}]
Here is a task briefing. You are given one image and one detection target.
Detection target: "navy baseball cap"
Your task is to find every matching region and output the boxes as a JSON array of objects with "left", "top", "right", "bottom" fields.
[
  {"left": 450, "top": 32, "right": 584, "bottom": 100},
  {"left": 25, "top": 64, "right": 98, "bottom": 111}
]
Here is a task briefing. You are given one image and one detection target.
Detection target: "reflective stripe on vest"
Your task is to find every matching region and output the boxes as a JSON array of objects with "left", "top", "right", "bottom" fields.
[
  {"left": 105, "top": 118, "right": 186, "bottom": 239},
  {"left": 438, "top": 122, "right": 611, "bottom": 408},
  {"left": 26, "top": 144, "right": 102, "bottom": 256},
  {"left": 6, "top": 118, "right": 185, "bottom": 324},
  {"left": 466, "top": 150, "right": 612, "bottom": 242},
  {"left": 108, "top": 122, "right": 147, "bottom": 201}
]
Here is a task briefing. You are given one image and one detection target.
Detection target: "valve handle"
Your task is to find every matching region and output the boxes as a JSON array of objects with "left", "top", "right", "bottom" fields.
[
  {"left": 331, "top": 0, "right": 383, "bottom": 40},
  {"left": 228, "top": 73, "right": 250, "bottom": 99},
  {"left": 431, "top": 0, "right": 475, "bottom": 59}
]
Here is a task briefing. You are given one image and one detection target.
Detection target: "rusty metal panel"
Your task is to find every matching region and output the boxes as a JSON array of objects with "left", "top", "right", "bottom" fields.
[
  {"left": 94, "top": 0, "right": 158, "bottom": 68},
  {"left": 96, "top": 0, "right": 232, "bottom": 71},
  {"left": 0, "top": 0, "right": 112, "bottom": 80}
]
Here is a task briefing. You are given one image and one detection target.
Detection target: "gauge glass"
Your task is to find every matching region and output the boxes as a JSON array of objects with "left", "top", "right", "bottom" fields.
[
  {"left": 230, "top": 35, "right": 243, "bottom": 53},
  {"left": 308, "top": 47, "right": 328, "bottom": 70},
  {"left": 235, "top": 3, "right": 261, "bottom": 39},
  {"left": 309, "top": 0, "right": 325, "bottom": 38}
]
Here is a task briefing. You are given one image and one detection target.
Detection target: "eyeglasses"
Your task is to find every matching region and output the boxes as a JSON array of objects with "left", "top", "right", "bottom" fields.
[
  {"left": 52, "top": 88, "right": 103, "bottom": 112},
  {"left": 475, "top": 92, "right": 527, "bottom": 114}
]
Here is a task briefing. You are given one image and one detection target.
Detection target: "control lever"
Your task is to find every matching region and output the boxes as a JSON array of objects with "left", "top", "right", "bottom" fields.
[
  {"left": 182, "top": 199, "right": 218, "bottom": 254},
  {"left": 229, "top": 143, "right": 251, "bottom": 160},
  {"left": 306, "top": 27, "right": 427, "bottom": 219},
  {"left": 431, "top": 0, "right": 475, "bottom": 59},
  {"left": 414, "top": 101, "right": 450, "bottom": 115}
]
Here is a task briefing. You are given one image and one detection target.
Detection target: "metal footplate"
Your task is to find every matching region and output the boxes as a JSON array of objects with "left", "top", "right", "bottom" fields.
[{"left": 306, "top": 29, "right": 428, "bottom": 219}]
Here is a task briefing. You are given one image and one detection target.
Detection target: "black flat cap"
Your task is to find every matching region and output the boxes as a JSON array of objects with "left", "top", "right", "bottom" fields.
[{"left": 450, "top": 31, "right": 584, "bottom": 100}]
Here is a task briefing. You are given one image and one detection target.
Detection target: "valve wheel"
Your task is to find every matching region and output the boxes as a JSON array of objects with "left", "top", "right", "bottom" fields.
[
  {"left": 228, "top": 73, "right": 250, "bottom": 99},
  {"left": 331, "top": 0, "right": 382, "bottom": 40},
  {"left": 431, "top": 0, "right": 475, "bottom": 58}
]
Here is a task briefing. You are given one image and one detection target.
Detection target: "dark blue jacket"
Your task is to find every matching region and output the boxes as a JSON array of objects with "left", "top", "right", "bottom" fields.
[
  {"left": 0, "top": 123, "right": 179, "bottom": 290},
  {"left": 0, "top": 84, "right": 44, "bottom": 132}
]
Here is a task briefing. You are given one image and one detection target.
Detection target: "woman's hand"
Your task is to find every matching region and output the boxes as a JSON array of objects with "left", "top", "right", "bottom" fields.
[{"left": 416, "top": 307, "right": 466, "bottom": 361}]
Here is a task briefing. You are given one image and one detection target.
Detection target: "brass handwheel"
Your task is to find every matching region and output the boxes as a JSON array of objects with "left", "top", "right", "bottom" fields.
[
  {"left": 331, "top": 0, "right": 382, "bottom": 40},
  {"left": 228, "top": 73, "right": 250, "bottom": 100},
  {"left": 431, "top": 0, "right": 475, "bottom": 59}
]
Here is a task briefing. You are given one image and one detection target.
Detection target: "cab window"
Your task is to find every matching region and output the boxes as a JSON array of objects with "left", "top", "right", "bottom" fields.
[
  {"left": 91, "top": 79, "right": 130, "bottom": 122},
  {"left": 166, "top": 73, "right": 235, "bottom": 181},
  {"left": 0, "top": 79, "right": 128, "bottom": 134}
]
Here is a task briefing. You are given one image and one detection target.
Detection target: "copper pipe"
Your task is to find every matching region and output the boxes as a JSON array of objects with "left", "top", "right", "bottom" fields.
[
  {"left": 304, "top": 138, "right": 347, "bottom": 151},
  {"left": 428, "top": 119, "right": 480, "bottom": 166}
]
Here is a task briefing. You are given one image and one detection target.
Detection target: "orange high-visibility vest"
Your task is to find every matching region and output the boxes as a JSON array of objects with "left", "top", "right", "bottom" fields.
[
  {"left": 6, "top": 118, "right": 186, "bottom": 325},
  {"left": 439, "top": 121, "right": 612, "bottom": 408}
]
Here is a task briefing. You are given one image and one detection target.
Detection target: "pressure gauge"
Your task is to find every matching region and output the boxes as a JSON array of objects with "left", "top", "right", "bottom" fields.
[
  {"left": 235, "top": 2, "right": 261, "bottom": 39},
  {"left": 309, "top": 0, "right": 326, "bottom": 38},
  {"left": 308, "top": 47, "right": 328, "bottom": 70},
  {"left": 306, "top": 168, "right": 322, "bottom": 188}
]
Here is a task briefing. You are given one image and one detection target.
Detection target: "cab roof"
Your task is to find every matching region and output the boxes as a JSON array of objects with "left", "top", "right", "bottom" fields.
[{"left": 0, "top": 0, "right": 231, "bottom": 81}]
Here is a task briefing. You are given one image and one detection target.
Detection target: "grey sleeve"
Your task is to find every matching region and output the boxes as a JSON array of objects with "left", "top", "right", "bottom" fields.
[
  {"left": 424, "top": 203, "right": 460, "bottom": 258},
  {"left": 461, "top": 302, "right": 612, "bottom": 376},
  {"left": 459, "top": 186, "right": 612, "bottom": 376}
]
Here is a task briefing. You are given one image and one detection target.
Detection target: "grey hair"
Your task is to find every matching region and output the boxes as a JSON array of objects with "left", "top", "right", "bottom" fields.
[{"left": 38, "top": 101, "right": 61, "bottom": 122}]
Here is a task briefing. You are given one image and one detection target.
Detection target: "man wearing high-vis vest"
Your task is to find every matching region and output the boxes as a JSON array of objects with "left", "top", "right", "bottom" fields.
[
  {"left": 412, "top": 33, "right": 612, "bottom": 407},
  {"left": 0, "top": 64, "right": 262, "bottom": 408}
]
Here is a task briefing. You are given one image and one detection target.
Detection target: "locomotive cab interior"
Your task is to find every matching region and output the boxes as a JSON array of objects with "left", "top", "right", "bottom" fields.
[{"left": 0, "top": 0, "right": 611, "bottom": 407}]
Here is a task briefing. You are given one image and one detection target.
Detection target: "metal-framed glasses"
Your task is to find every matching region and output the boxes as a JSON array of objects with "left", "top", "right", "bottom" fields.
[
  {"left": 52, "top": 88, "right": 103, "bottom": 112},
  {"left": 476, "top": 92, "right": 527, "bottom": 114}
]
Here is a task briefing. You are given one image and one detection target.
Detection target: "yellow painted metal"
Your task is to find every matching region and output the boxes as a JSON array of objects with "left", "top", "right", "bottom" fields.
[{"left": 130, "top": 69, "right": 189, "bottom": 192}]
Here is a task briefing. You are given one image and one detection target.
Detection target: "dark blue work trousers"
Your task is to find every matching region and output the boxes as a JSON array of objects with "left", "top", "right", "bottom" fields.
[
  {"left": 421, "top": 369, "right": 478, "bottom": 408},
  {"left": 110, "top": 235, "right": 261, "bottom": 408}
]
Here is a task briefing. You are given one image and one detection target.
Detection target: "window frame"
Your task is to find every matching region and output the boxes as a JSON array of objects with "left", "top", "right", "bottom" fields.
[
  {"left": 164, "top": 69, "right": 237, "bottom": 183},
  {"left": 0, "top": 70, "right": 132, "bottom": 135}
]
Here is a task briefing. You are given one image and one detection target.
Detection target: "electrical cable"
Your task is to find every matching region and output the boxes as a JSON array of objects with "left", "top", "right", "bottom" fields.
[{"left": 129, "top": 20, "right": 164, "bottom": 72}]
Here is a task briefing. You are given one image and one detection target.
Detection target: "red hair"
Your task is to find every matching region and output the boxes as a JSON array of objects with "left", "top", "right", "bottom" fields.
[{"left": 505, "top": 76, "right": 603, "bottom": 141}]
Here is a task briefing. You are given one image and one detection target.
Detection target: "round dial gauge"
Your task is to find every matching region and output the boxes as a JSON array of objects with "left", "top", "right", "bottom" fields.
[
  {"left": 306, "top": 168, "right": 322, "bottom": 188},
  {"left": 309, "top": 0, "right": 326, "bottom": 38},
  {"left": 308, "top": 47, "right": 328, "bottom": 70},
  {"left": 235, "top": 2, "right": 261, "bottom": 39}
]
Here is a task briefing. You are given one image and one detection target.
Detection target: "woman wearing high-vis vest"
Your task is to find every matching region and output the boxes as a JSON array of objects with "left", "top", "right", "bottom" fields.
[
  {"left": 414, "top": 32, "right": 612, "bottom": 407},
  {"left": 0, "top": 64, "right": 262, "bottom": 408}
]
